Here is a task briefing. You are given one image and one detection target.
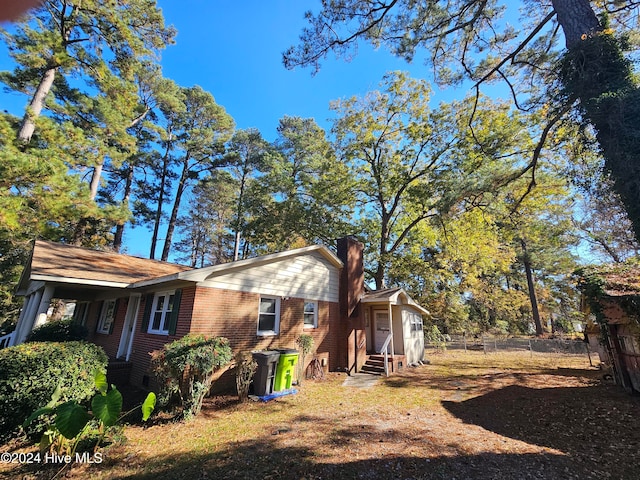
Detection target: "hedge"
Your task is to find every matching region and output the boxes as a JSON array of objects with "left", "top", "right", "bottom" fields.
[
  {"left": 27, "top": 318, "right": 88, "bottom": 342},
  {"left": 0, "top": 341, "right": 108, "bottom": 440}
]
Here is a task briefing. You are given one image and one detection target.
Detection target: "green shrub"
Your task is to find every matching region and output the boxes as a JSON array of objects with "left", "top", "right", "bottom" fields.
[
  {"left": 24, "top": 370, "right": 156, "bottom": 456},
  {"left": 296, "top": 334, "right": 314, "bottom": 385},
  {"left": 234, "top": 352, "right": 257, "bottom": 403},
  {"left": 0, "top": 341, "right": 108, "bottom": 440},
  {"left": 27, "top": 318, "right": 88, "bottom": 342},
  {"left": 150, "top": 334, "right": 232, "bottom": 419}
]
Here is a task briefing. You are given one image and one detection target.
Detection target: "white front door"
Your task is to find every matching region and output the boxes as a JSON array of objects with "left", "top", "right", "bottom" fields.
[
  {"left": 117, "top": 294, "right": 140, "bottom": 361},
  {"left": 374, "top": 310, "right": 390, "bottom": 352}
]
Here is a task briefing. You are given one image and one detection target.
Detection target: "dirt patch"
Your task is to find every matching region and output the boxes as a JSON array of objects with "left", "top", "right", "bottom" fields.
[{"left": 2, "top": 350, "right": 638, "bottom": 479}]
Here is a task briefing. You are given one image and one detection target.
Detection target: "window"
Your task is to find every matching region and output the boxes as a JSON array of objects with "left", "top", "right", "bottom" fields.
[
  {"left": 410, "top": 313, "right": 423, "bottom": 333},
  {"left": 304, "top": 301, "right": 318, "bottom": 328},
  {"left": 147, "top": 291, "right": 175, "bottom": 335},
  {"left": 258, "top": 296, "right": 280, "bottom": 336},
  {"left": 73, "top": 302, "right": 90, "bottom": 326},
  {"left": 97, "top": 299, "right": 117, "bottom": 334}
]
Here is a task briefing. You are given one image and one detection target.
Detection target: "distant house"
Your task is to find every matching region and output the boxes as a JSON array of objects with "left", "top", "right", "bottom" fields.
[
  {"left": 5, "top": 237, "right": 427, "bottom": 390},
  {"left": 578, "top": 265, "right": 640, "bottom": 393}
]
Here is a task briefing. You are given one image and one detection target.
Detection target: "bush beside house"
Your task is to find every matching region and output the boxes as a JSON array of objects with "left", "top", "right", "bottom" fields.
[
  {"left": 150, "top": 334, "right": 233, "bottom": 419},
  {"left": 0, "top": 341, "right": 108, "bottom": 439},
  {"left": 26, "top": 318, "right": 88, "bottom": 342}
]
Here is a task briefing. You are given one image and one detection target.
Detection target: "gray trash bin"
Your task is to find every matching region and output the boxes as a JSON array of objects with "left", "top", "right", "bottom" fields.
[{"left": 251, "top": 350, "right": 281, "bottom": 396}]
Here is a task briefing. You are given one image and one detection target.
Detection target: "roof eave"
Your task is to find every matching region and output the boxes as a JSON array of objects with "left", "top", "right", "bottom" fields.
[
  {"left": 28, "top": 274, "right": 130, "bottom": 289},
  {"left": 129, "top": 272, "right": 184, "bottom": 289}
]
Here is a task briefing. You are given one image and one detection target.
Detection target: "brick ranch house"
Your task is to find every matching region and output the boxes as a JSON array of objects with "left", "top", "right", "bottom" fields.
[{"left": 6, "top": 237, "right": 427, "bottom": 391}]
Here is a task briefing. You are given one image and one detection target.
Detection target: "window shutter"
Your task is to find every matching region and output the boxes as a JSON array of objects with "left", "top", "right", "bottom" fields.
[
  {"left": 95, "top": 301, "right": 104, "bottom": 332},
  {"left": 166, "top": 289, "right": 182, "bottom": 335},
  {"left": 141, "top": 294, "right": 154, "bottom": 332},
  {"left": 108, "top": 299, "right": 119, "bottom": 334}
]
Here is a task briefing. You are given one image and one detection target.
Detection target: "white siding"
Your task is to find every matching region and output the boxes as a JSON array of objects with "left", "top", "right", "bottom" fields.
[
  {"left": 402, "top": 306, "right": 425, "bottom": 364},
  {"left": 197, "top": 251, "right": 340, "bottom": 302}
]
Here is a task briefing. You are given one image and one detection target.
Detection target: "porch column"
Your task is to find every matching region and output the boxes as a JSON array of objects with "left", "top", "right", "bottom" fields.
[
  {"left": 15, "top": 289, "right": 43, "bottom": 345},
  {"left": 15, "top": 285, "right": 53, "bottom": 345},
  {"left": 34, "top": 285, "right": 55, "bottom": 328},
  {"left": 11, "top": 294, "right": 34, "bottom": 346},
  {"left": 388, "top": 303, "right": 394, "bottom": 357}
]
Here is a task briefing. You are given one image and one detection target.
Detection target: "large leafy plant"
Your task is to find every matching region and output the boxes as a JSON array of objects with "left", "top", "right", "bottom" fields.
[{"left": 24, "top": 370, "right": 156, "bottom": 454}]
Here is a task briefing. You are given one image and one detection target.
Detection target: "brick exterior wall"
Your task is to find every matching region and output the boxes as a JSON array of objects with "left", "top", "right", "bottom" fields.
[
  {"left": 86, "top": 298, "right": 127, "bottom": 359},
  {"left": 80, "top": 285, "right": 341, "bottom": 393},
  {"left": 189, "top": 286, "right": 341, "bottom": 391},
  {"left": 127, "top": 286, "right": 196, "bottom": 389}
]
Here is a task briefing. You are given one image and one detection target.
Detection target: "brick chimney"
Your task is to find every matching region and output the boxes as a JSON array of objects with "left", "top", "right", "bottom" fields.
[
  {"left": 336, "top": 236, "right": 365, "bottom": 318},
  {"left": 336, "top": 236, "right": 366, "bottom": 374}
]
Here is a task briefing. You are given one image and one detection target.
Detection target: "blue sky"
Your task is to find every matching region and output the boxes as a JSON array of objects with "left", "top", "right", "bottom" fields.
[
  {"left": 0, "top": 1, "right": 469, "bottom": 259},
  {"left": 156, "top": 0, "right": 441, "bottom": 140}
]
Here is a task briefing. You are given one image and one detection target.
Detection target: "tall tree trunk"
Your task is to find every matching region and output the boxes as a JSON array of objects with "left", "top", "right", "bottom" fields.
[
  {"left": 18, "top": 66, "right": 57, "bottom": 143},
  {"left": 161, "top": 157, "right": 190, "bottom": 261},
  {"left": 150, "top": 142, "right": 172, "bottom": 259},
  {"left": 70, "top": 161, "right": 104, "bottom": 245},
  {"left": 554, "top": 0, "right": 640, "bottom": 244},
  {"left": 232, "top": 171, "right": 248, "bottom": 261},
  {"left": 551, "top": 0, "right": 601, "bottom": 49},
  {"left": 521, "top": 239, "right": 544, "bottom": 336},
  {"left": 88, "top": 161, "right": 104, "bottom": 201},
  {"left": 113, "top": 164, "right": 134, "bottom": 252}
]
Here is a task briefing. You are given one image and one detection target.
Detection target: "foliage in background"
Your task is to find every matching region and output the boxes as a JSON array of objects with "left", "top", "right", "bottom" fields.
[
  {"left": 424, "top": 325, "right": 448, "bottom": 353},
  {"left": 0, "top": 341, "right": 108, "bottom": 440},
  {"left": 150, "top": 334, "right": 233, "bottom": 419}
]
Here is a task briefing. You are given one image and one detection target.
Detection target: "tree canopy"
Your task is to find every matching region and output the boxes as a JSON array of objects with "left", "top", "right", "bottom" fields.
[{"left": 284, "top": 1, "right": 640, "bottom": 243}]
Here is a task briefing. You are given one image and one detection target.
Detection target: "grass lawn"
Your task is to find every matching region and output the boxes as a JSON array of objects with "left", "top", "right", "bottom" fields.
[{"left": 2, "top": 349, "right": 639, "bottom": 479}]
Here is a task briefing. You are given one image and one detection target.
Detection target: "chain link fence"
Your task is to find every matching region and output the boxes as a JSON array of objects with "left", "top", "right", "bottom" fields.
[{"left": 429, "top": 334, "right": 590, "bottom": 355}]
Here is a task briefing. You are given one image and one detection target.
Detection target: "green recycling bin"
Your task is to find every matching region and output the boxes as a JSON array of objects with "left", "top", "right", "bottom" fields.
[{"left": 273, "top": 348, "right": 299, "bottom": 391}]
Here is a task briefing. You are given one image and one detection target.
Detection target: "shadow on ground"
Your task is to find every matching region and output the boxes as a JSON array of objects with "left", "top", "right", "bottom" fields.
[
  {"left": 442, "top": 383, "right": 640, "bottom": 480},
  {"left": 42, "top": 439, "right": 605, "bottom": 480}
]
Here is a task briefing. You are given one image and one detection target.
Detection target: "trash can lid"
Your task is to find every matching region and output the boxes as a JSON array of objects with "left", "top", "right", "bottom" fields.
[
  {"left": 275, "top": 348, "right": 298, "bottom": 354},
  {"left": 252, "top": 350, "right": 281, "bottom": 358}
]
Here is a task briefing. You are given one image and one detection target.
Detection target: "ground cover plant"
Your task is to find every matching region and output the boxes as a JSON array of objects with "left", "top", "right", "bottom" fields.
[{"left": 2, "top": 348, "right": 639, "bottom": 479}]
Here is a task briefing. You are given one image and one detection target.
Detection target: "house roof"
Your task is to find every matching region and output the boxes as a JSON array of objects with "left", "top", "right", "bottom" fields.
[
  {"left": 362, "top": 287, "right": 430, "bottom": 315},
  {"left": 130, "top": 244, "right": 344, "bottom": 287},
  {"left": 17, "top": 240, "right": 192, "bottom": 293},
  {"left": 17, "top": 240, "right": 343, "bottom": 294}
]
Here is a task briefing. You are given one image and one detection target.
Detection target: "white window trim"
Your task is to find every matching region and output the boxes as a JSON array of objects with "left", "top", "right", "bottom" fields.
[
  {"left": 97, "top": 299, "right": 117, "bottom": 334},
  {"left": 147, "top": 290, "right": 175, "bottom": 335},
  {"left": 303, "top": 300, "right": 318, "bottom": 329},
  {"left": 257, "top": 296, "right": 280, "bottom": 336},
  {"left": 410, "top": 313, "right": 423, "bottom": 334}
]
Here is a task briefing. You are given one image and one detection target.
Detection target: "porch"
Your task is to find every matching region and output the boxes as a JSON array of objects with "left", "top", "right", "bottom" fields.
[{"left": 361, "top": 353, "right": 406, "bottom": 375}]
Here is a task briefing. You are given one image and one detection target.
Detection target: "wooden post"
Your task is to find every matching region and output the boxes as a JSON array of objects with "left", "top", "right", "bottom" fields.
[{"left": 585, "top": 340, "right": 593, "bottom": 367}]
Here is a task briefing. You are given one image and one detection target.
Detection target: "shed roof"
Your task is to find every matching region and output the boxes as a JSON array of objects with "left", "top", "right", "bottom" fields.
[
  {"left": 362, "top": 287, "right": 430, "bottom": 315},
  {"left": 17, "top": 240, "right": 192, "bottom": 293},
  {"left": 577, "top": 264, "right": 640, "bottom": 298}
]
